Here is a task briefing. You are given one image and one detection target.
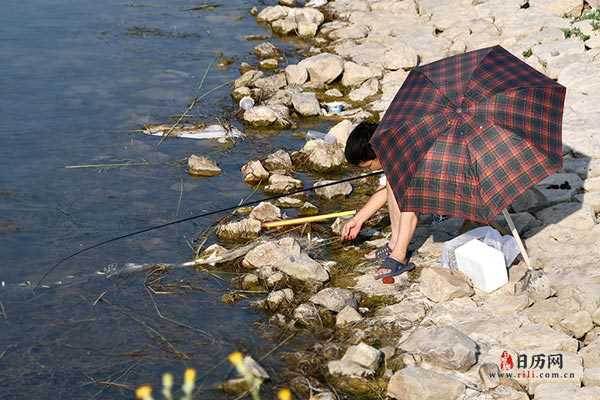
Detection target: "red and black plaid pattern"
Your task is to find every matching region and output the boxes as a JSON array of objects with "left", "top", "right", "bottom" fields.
[{"left": 371, "top": 45, "right": 566, "bottom": 222}]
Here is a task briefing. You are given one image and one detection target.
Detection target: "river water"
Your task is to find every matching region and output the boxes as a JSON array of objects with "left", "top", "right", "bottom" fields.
[{"left": 0, "top": 1, "right": 325, "bottom": 397}]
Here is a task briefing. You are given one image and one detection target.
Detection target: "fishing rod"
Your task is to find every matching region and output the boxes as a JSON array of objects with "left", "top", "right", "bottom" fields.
[{"left": 36, "top": 170, "right": 384, "bottom": 288}]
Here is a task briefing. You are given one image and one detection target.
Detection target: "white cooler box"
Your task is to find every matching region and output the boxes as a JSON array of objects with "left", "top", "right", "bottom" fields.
[{"left": 455, "top": 238, "right": 508, "bottom": 293}]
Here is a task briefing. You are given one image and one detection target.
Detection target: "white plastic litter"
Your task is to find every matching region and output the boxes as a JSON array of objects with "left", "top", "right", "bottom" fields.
[
  {"left": 239, "top": 96, "right": 255, "bottom": 111},
  {"left": 455, "top": 239, "right": 508, "bottom": 293},
  {"left": 441, "top": 226, "right": 520, "bottom": 271},
  {"left": 306, "top": 0, "right": 328, "bottom": 7},
  {"left": 144, "top": 124, "right": 243, "bottom": 140}
]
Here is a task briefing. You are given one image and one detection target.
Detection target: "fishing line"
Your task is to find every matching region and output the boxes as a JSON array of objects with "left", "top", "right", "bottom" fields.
[{"left": 36, "top": 170, "right": 384, "bottom": 288}]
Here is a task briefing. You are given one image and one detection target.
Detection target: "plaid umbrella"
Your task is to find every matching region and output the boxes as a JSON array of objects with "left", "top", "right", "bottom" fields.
[{"left": 370, "top": 45, "right": 566, "bottom": 223}]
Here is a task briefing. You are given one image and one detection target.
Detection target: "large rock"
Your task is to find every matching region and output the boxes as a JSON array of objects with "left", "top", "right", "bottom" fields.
[
  {"left": 310, "top": 287, "right": 358, "bottom": 312},
  {"left": 593, "top": 307, "right": 600, "bottom": 326},
  {"left": 534, "top": 383, "right": 579, "bottom": 400},
  {"left": 387, "top": 366, "right": 466, "bottom": 400},
  {"left": 234, "top": 70, "right": 264, "bottom": 88},
  {"left": 249, "top": 202, "right": 281, "bottom": 222},
  {"left": 399, "top": 326, "right": 478, "bottom": 372},
  {"left": 291, "top": 92, "right": 321, "bottom": 116},
  {"left": 502, "top": 323, "right": 579, "bottom": 353},
  {"left": 528, "top": 0, "right": 583, "bottom": 17},
  {"left": 298, "top": 53, "right": 344, "bottom": 84},
  {"left": 314, "top": 180, "right": 352, "bottom": 199},
  {"left": 328, "top": 119, "right": 355, "bottom": 147},
  {"left": 241, "top": 160, "right": 269, "bottom": 184},
  {"left": 341, "top": 61, "right": 373, "bottom": 87},
  {"left": 187, "top": 155, "right": 221, "bottom": 176},
  {"left": 383, "top": 43, "right": 418, "bottom": 70},
  {"left": 584, "top": 368, "right": 600, "bottom": 387},
  {"left": 419, "top": 267, "right": 474, "bottom": 303},
  {"left": 217, "top": 218, "right": 262, "bottom": 240},
  {"left": 327, "top": 359, "right": 374, "bottom": 377},
  {"left": 294, "top": 8, "right": 324, "bottom": 37},
  {"left": 580, "top": 339, "right": 600, "bottom": 368},
  {"left": 285, "top": 64, "right": 308, "bottom": 85},
  {"left": 253, "top": 73, "right": 287, "bottom": 96},
  {"left": 264, "top": 150, "right": 293, "bottom": 171},
  {"left": 535, "top": 173, "right": 583, "bottom": 205},
  {"left": 264, "top": 174, "right": 303, "bottom": 193},
  {"left": 301, "top": 139, "right": 345, "bottom": 172},
  {"left": 535, "top": 202, "right": 596, "bottom": 230},
  {"left": 256, "top": 5, "right": 289, "bottom": 22},
  {"left": 243, "top": 106, "right": 278, "bottom": 126},
  {"left": 341, "top": 342, "right": 381, "bottom": 370},
  {"left": 560, "top": 311, "right": 594, "bottom": 339}
]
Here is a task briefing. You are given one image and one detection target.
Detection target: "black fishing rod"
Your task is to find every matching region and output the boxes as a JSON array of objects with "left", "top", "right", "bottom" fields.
[{"left": 36, "top": 170, "right": 384, "bottom": 288}]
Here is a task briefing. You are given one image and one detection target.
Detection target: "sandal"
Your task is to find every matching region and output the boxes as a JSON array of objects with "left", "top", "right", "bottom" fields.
[
  {"left": 375, "top": 256, "right": 415, "bottom": 280},
  {"left": 365, "top": 245, "right": 391, "bottom": 261}
]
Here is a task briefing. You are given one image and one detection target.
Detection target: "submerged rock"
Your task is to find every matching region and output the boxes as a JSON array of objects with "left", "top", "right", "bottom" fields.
[
  {"left": 216, "top": 218, "right": 262, "bottom": 240},
  {"left": 387, "top": 366, "right": 465, "bottom": 400},
  {"left": 188, "top": 155, "right": 221, "bottom": 177},
  {"left": 249, "top": 202, "right": 281, "bottom": 222},
  {"left": 314, "top": 180, "right": 353, "bottom": 199},
  {"left": 310, "top": 287, "right": 358, "bottom": 312},
  {"left": 241, "top": 160, "right": 270, "bottom": 184}
]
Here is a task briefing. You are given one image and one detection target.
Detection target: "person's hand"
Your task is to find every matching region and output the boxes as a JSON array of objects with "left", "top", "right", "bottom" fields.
[{"left": 341, "top": 217, "right": 363, "bottom": 240}]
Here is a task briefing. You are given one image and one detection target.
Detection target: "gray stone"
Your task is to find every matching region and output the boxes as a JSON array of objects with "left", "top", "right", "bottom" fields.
[
  {"left": 298, "top": 53, "right": 344, "bottom": 84},
  {"left": 293, "top": 303, "right": 320, "bottom": 325},
  {"left": 264, "top": 174, "right": 302, "bottom": 194},
  {"left": 278, "top": 253, "right": 329, "bottom": 283},
  {"left": 291, "top": 92, "right": 321, "bottom": 116},
  {"left": 536, "top": 173, "right": 583, "bottom": 205},
  {"left": 243, "top": 106, "right": 278, "bottom": 126},
  {"left": 310, "top": 287, "right": 358, "bottom": 312},
  {"left": 216, "top": 218, "right": 262, "bottom": 240},
  {"left": 301, "top": 139, "right": 346, "bottom": 172},
  {"left": 348, "top": 78, "right": 379, "bottom": 102},
  {"left": 264, "top": 150, "right": 292, "bottom": 171},
  {"left": 187, "top": 155, "right": 221, "bottom": 176},
  {"left": 561, "top": 311, "right": 594, "bottom": 339},
  {"left": 314, "top": 180, "right": 352, "bottom": 199},
  {"left": 336, "top": 305, "right": 363, "bottom": 326},
  {"left": 235, "top": 70, "right": 264, "bottom": 88},
  {"left": 479, "top": 363, "right": 501, "bottom": 389},
  {"left": 387, "top": 366, "right": 466, "bottom": 400},
  {"left": 256, "top": 5, "right": 289, "bottom": 22},
  {"left": 400, "top": 326, "right": 478, "bottom": 372},
  {"left": 503, "top": 323, "right": 579, "bottom": 353},
  {"left": 419, "top": 267, "right": 474, "bottom": 303},
  {"left": 383, "top": 43, "right": 418, "bottom": 70},
  {"left": 341, "top": 61, "right": 373, "bottom": 87},
  {"left": 285, "top": 64, "right": 308, "bottom": 85},
  {"left": 249, "top": 202, "right": 281, "bottom": 222},
  {"left": 254, "top": 42, "right": 280, "bottom": 59},
  {"left": 253, "top": 73, "right": 287, "bottom": 96},
  {"left": 327, "top": 359, "right": 373, "bottom": 377},
  {"left": 341, "top": 342, "right": 381, "bottom": 370},
  {"left": 241, "top": 160, "right": 269, "bottom": 184},
  {"left": 266, "top": 288, "right": 294, "bottom": 310},
  {"left": 494, "top": 212, "right": 540, "bottom": 235}
]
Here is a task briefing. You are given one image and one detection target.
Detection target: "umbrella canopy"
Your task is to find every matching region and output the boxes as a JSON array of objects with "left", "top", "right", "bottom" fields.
[{"left": 370, "top": 45, "right": 566, "bottom": 223}]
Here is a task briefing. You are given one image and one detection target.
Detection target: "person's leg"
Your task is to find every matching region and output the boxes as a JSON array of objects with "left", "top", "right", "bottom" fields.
[
  {"left": 386, "top": 182, "right": 417, "bottom": 264},
  {"left": 386, "top": 182, "right": 401, "bottom": 250}
]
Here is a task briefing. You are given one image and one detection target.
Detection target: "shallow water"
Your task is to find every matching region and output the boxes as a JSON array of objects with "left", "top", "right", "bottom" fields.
[{"left": 0, "top": 1, "right": 330, "bottom": 397}]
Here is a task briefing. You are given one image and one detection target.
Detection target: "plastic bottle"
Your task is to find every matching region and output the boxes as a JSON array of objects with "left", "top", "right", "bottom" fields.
[
  {"left": 306, "top": 130, "right": 337, "bottom": 145},
  {"left": 239, "top": 96, "right": 255, "bottom": 111}
]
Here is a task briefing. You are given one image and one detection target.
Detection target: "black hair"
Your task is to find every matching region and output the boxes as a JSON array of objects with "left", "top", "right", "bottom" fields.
[{"left": 344, "top": 121, "right": 378, "bottom": 165}]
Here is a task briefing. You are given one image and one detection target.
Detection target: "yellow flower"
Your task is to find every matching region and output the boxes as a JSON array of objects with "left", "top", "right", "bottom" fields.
[
  {"left": 135, "top": 385, "right": 152, "bottom": 400},
  {"left": 228, "top": 351, "right": 244, "bottom": 367},
  {"left": 184, "top": 368, "right": 196, "bottom": 385},
  {"left": 162, "top": 372, "right": 173, "bottom": 388},
  {"left": 278, "top": 388, "right": 292, "bottom": 400}
]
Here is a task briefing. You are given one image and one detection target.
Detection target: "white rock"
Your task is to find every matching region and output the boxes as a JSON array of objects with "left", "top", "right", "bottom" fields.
[
  {"left": 336, "top": 305, "right": 363, "bottom": 326},
  {"left": 253, "top": 42, "right": 280, "bottom": 59},
  {"left": 216, "top": 218, "right": 262, "bottom": 240},
  {"left": 327, "top": 359, "right": 373, "bottom": 377},
  {"left": 387, "top": 366, "right": 466, "bottom": 400},
  {"left": 264, "top": 149, "right": 292, "bottom": 171},
  {"left": 187, "top": 155, "right": 221, "bottom": 176},
  {"left": 502, "top": 323, "right": 579, "bottom": 352},
  {"left": 328, "top": 24, "right": 369, "bottom": 40},
  {"left": 256, "top": 5, "right": 289, "bottom": 22},
  {"left": 561, "top": 311, "right": 594, "bottom": 339},
  {"left": 264, "top": 173, "right": 303, "bottom": 194},
  {"left": 310, "top": 287, "right": 358, "bottom": 312},
  {"left": 301, "top": 139, "right": 346, "bottom": 171},
  {"left": 529, "top": 0, "right": 583, "bottom": 17},
  {"left": 272, "top": 16, "right": 297, "bottom": 34},
  {"left": 341, "top": 61, "right": 373, "bottom": 87},
  {"left": 285, "top": 64, "right": 308, "bottom": 85},
  {"left": 593, "top": 308, "right": 600, "bottom": 326},
  {"left": 534, "top": 383, "right": 579, "bottom": 400},
  {"left": 266, "top": 288, "right": 294, "bottom": 309},
  {"left": 291, "top": 92, "right": 321, "bottom": 116},
  {"left": 341, "top": 342, "right": 381, "bottom": 370},
  {"left": 419, "top": 267, "right": 474, "bottom": 303},
  {"left": 235, "top": 70, "right": 264, "bottom": 88},
  {"left": 298, "top": 53, "right": 344, "bottom": 84},
  {"left": 314, "top": 180, "right": 353, "bottom": 199},
  {"left": 293, "top": 302, "right": 320, "bottom": 325},
  {"left": 580, "top": 339, "right": 600, "bottom": 368},
  {"left": 324, "top": 88, "right": 343, "bottom": 97},
  {"left": 253, "top": 73, "right": 287, "bottom": 96},
  {"left": 241, "top": 160, "right": 270, "bottom": 184},
  {"left": 328, "top": 119, "right": 355, "bottom": 148},
  {"left": 383, "top": 43, "right": 418, "bottom": 70},
  {"left": 243, "top": 106, "right": 278, "bottom": 126}
]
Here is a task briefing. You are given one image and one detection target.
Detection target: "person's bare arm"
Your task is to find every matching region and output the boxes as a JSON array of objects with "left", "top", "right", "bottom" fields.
[{"left": 341, "top": 188, "right": 387, "bottom": 240}]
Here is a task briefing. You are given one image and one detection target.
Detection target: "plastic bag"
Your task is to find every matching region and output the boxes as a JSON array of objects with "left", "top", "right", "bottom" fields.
[{"left": 440, "top": 226, "right": 520, "bottom": 271}]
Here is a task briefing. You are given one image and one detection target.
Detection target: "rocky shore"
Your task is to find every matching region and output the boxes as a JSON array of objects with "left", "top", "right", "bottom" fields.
[{"left": 200, "top": 1, "right": 600, "bottom": 399}]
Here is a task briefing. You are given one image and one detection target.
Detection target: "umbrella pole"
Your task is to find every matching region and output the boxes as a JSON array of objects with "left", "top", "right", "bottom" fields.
[{"left": 502, "top": 209, "right": 531, "bottom": 269}]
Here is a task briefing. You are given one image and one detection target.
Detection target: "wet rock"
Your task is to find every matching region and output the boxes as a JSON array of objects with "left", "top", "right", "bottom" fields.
[
  {"left": 298, "top": 53, "right": 344, "bottom": 84},
  {"left": 278, "top": 0, "right": 295, "bottom": 6},
  {"left": 239, "top": 62, "right": 253, "bottom": 74},
  {"left": 266, "top": 288, "right": 294, "bottom": 310},
  {"left": 503, "top": 323, "right": 578, "bottom": 353},
  {"left": 584, "top": 368, "right": 600, "bottom": 387},
  {"left": 341, "top": 61, "right": 373, "bottom": 87},
  {"left": 314, "top": 180, "right": 352, "bottom": 199},
  {"left": 220, "top": 378, "right": 249, "bottom": 394},
  {"left": 342, "top": 342, "right": 382, "bottom": 370},
  {"left": 560, "top": 310, "right": 594, "bottom": 339},
  {"left": 216, "top": 218, "right": 262, "bottom": 240},
  {"left": 399, "top": 326, "right": 478, "bottom": 372},
  {"left": 419, "top": 267, "right": 474, "bottom": 303},
  {"left": 348, "top": 78, "right": 379, "bottom": 102},
  {"left": 331, "top": 217, "right": 352, "bottom": 236},
  {"left": 387, "top": 366, "right": 466, "bottom": 400},
  {"left": 310, "top": 288, "right": 358, "bottom": 312},
  {"left": 256, "top": 5, "right": 288, "bottom": 22},
  {"left": 266, "top": 272, "right": 285, "bottom": 288},
  {"left": 328, "top": 119, "right": 354, "bottom": 148},
  {"left": 264, "top": 150, "right": 293, "bottom": 171},
  {"left": 299, "top": 201, "right": 319, "bottom": 215},
  {"left": 243, "top": 106, "right": 278, "bottom": 126},
  {"left": 188, "top": 155, "right": 221, "bottom": 176},
  {"left": 249, "top": 202, "right": 281, "bottom": 222},
  {"left": 264, "top": 174, "right": 303, "bottom": 193},
  {"left": 336, "top": 305, "right": 363, "bottom": 326},
  {"left": 285, "top": 64, "right": 308, "bottom": 86},
  {"left": 479, "top": 363, "right": 501, "bottom": 389},
  {"left": 301, "top": 140, "right": 346, "bottom": 172},
  {"left": 327, "top": 359, "right": 374, "bottom": 377},
  {"left": 241, "top": 160, "right": 270, "bottom": 184},
  {"left": 254, "top": 42, "right": 280, "bottom": 59},
  {"left": 253, "top": 73, "right": 287, "bottom": 96},
  {"left": 293, "top": 302, "right": 321, "bottom": 326},
  {"left": 241, "top": 273, "right": 260, "bottom": 290},
  {"left": 275, "top": 196, "right": 303, "bottom": 208},
  {"left": 234, "top": 70, "right": 264, "bottom": 88},
  {"left": 232, "top": 86, "right": 252, "bottom": 101},
  {"left": 383, "top": 43, "right": 418, "bottom": 70},
  {"left": 291, "top": 92, "right": 320, "bottom": 116}
]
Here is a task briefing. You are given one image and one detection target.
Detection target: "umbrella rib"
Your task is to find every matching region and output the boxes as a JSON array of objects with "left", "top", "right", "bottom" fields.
[{"left": 415, "top": 68, "right": 457, "bottom": 109}]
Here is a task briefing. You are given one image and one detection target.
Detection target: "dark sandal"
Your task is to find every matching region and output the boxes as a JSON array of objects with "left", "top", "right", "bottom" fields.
[
  {"left": 375, "top": 257, "right": 415, "bottom": 280},
  {"left": 365, "top": 244, "right": 391, "bottom": 261}
]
